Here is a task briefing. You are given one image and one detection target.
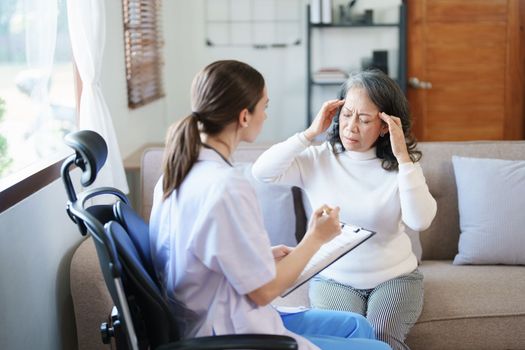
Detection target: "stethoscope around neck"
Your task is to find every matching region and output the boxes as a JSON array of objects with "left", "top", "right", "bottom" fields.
[{"left": 202, "top": 143, "right": 233, "bottom": 167}]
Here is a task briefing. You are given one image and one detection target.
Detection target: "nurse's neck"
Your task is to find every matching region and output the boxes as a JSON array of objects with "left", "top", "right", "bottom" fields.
[{"left": 201, "top": 131, "right": 238, "bottom": 164}]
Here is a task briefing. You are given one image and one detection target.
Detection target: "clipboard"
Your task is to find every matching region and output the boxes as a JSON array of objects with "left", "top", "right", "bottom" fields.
[{"left": 281, "top": 223, "right": 376, "bottom": 297}]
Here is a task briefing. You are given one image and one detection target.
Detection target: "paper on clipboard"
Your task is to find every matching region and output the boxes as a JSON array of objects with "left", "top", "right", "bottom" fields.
[{"left": 281, "top": 223, "right": 375, "bottom": 297}]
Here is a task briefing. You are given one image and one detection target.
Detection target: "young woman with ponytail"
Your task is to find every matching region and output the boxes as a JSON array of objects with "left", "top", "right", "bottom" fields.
[{"left": 149, "top": 60, "right": 390, "bottom": 350}]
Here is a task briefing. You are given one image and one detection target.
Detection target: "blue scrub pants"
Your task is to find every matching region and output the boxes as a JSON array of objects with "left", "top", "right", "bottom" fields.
[{"left": 280, "top": 309, "right": 391, "bottom": 350}]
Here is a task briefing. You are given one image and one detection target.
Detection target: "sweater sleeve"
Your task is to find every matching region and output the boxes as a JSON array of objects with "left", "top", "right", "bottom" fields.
[
  {"left": 397, "top": 162, "right": 437, "bottom": 231},
  {"left": 251, "top": 133, "right": 311, "bottom": 188}
]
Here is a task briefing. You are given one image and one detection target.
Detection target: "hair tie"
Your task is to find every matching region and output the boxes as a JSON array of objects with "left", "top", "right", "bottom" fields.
[{"left": 192, "top": 111, "right": 202, "bottom": 121}]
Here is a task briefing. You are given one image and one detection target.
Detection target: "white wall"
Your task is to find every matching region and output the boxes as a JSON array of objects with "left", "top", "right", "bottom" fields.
[
  {"left": 101, "top": 0, "right": 401, "bottom": 151},
  {"left": 100, "top": 0, "right": 401, "bottom": 153},
  {"left": 162, "top": 0, "right": 401, "bottom": 143},
  {"left": 101, "top": 0, "right": 167, "bottom": 159},
  {"left": 162, "top": 0, "right": 307, "bottom": 142},
  {"left": 0, "top": 177, "right": 80, "bottom": 350}
]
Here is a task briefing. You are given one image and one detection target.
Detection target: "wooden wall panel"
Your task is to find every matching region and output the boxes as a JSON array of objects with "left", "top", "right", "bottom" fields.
[
  {"left": 406, "top": 0, "right": 426, "bottom": 139},
  {"left": 504, "top": 0, "right": 525, "bottom": 139},
  {"left": 427, "top": 0, "right": 507, "bottom": 22},
  {"left": 426, "top": 88, "right": 504, "bottom": 109},
  {"left": 425, "top": 126, "right": 503, "bottom": 141},
  {"left": 426, "top": 46, "right": 506, "bottom": 68},
  {"left": 425, "top": 22, "right": 507, "bottom": 46},
  {"left": 426, "top": 109, "right": 503, "bottom": 127},
  {"left": 426, "top": 70, "right": 505, "bottom": 90}
]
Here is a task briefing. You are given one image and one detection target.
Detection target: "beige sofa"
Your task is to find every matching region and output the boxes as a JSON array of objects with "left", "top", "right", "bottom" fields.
[{"left": 71, "top": 140, "right": 525, "bottom": 350}]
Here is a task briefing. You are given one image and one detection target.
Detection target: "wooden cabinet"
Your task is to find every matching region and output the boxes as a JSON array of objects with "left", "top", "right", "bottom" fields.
[{"left": 407, "top": 0, "right": 525, "bottom": 141}]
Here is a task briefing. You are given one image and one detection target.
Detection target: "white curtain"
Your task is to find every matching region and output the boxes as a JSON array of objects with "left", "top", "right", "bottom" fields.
[
  {"left": 67, "top": 0, "right": 129, "bottom": 193},
  {"left": 23, "top": 0, "right": 57, "bottom": 155}
]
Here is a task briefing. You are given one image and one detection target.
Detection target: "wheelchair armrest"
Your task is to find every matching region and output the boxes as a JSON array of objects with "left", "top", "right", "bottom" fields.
[
  {"left": 66, "top": 187, "right": 129, "bottom": 236},
  {"left": 79, "top": 186, "right": 129, "bottom": 206}
]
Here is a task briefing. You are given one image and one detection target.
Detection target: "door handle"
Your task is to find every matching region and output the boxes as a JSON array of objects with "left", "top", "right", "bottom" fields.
[{"left": 408, "top": 77, "right": 432, "bottom": 89}]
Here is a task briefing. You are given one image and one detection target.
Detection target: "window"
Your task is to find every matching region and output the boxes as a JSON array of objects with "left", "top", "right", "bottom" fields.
[
  {"left": 0, "top": 0, "right": 77, "bottom": 212},
  {"left": 122, "top": 0, "right": 165, "bottom": 109}
]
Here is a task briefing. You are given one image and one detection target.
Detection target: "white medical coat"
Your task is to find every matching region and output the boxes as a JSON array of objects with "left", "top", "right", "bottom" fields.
[{"left": 149, "top": 148, "right": 316, "bottom": 349}]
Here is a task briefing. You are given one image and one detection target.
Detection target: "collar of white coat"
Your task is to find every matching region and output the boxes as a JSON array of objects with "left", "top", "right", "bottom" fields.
[
  {"left": 344, "top": 147, "right": 377, "bottom": 160},
  {"left": 198, "top": 147, "right": 233, "bottom": 166}
]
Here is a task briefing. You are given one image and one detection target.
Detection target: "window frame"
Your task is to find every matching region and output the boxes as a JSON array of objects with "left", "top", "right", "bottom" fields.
[{"left": 0, "top": 158, "right": 64, "bottom": 214}]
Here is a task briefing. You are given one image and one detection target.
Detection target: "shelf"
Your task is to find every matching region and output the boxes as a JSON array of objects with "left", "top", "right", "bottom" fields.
[
  {"left": 207, "top": 19, "right": 300, "bottom": 24},
  {"left": 310, "top": 23, "right": 399, "bottom": 28},
  {"left": 305, "top": 3, "right": 407, "bottom": 126}
]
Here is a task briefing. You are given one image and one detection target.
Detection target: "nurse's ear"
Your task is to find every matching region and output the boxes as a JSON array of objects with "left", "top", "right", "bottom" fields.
[{"left": 238, "top": 108, "right": 250, "bottom": 128}]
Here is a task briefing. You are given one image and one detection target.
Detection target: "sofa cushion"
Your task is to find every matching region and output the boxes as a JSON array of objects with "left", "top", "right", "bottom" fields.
[
  {"left": 417, "top": 261, "right": 525, "bottom": 322},
  {"left": 406, "top": 227, "right": 422, "bottom": 263},
  {"left": 452, "top": 156, "right": 525, "bottom": 265},
  {"left": 273, "top": 261, "right": 525, "bottom": 350},
  {"left": 238, "top": 163, "right": 306, "bottom": 247},
  {"left": 140, "top": 146, "right": 308, "bottom": 245},
  {"left": 141, "top": 148, "right": 164, "bottom": 220},
  {"left": 407, "top": 260, "right": 525, "bottom": 349},
  {"left": 70, "top": 237, "right": 113, "bottom": 350},
  {"left": 417, "top": 141, "right": 525, "bottom": 260}
]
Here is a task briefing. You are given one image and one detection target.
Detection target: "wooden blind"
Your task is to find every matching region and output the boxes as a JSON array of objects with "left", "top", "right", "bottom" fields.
[{"left": 122, "top": 0, "right": 164, "bottom": 109}]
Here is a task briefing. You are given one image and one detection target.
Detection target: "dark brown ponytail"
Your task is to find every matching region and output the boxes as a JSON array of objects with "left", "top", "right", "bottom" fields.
[{"left": 162, "top": 115, "right": 201, "bottom": 200}]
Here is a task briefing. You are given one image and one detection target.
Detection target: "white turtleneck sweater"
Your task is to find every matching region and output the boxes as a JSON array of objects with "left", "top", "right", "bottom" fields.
[{"left": 252, "top": 133, "right": 437, "bottom": 289}]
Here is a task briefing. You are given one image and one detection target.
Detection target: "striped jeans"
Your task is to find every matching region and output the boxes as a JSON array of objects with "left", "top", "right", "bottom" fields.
[{"left": 309, "top": 269, "right": 424, "bottom": 350}]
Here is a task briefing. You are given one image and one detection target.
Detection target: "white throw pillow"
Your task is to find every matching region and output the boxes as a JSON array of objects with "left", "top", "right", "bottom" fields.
[
  {"left": 452, "top": 156, "right": 525, "bottom": 265},
  {"left": 236, "top": 163, "right": 302, "bottom": 247}
]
